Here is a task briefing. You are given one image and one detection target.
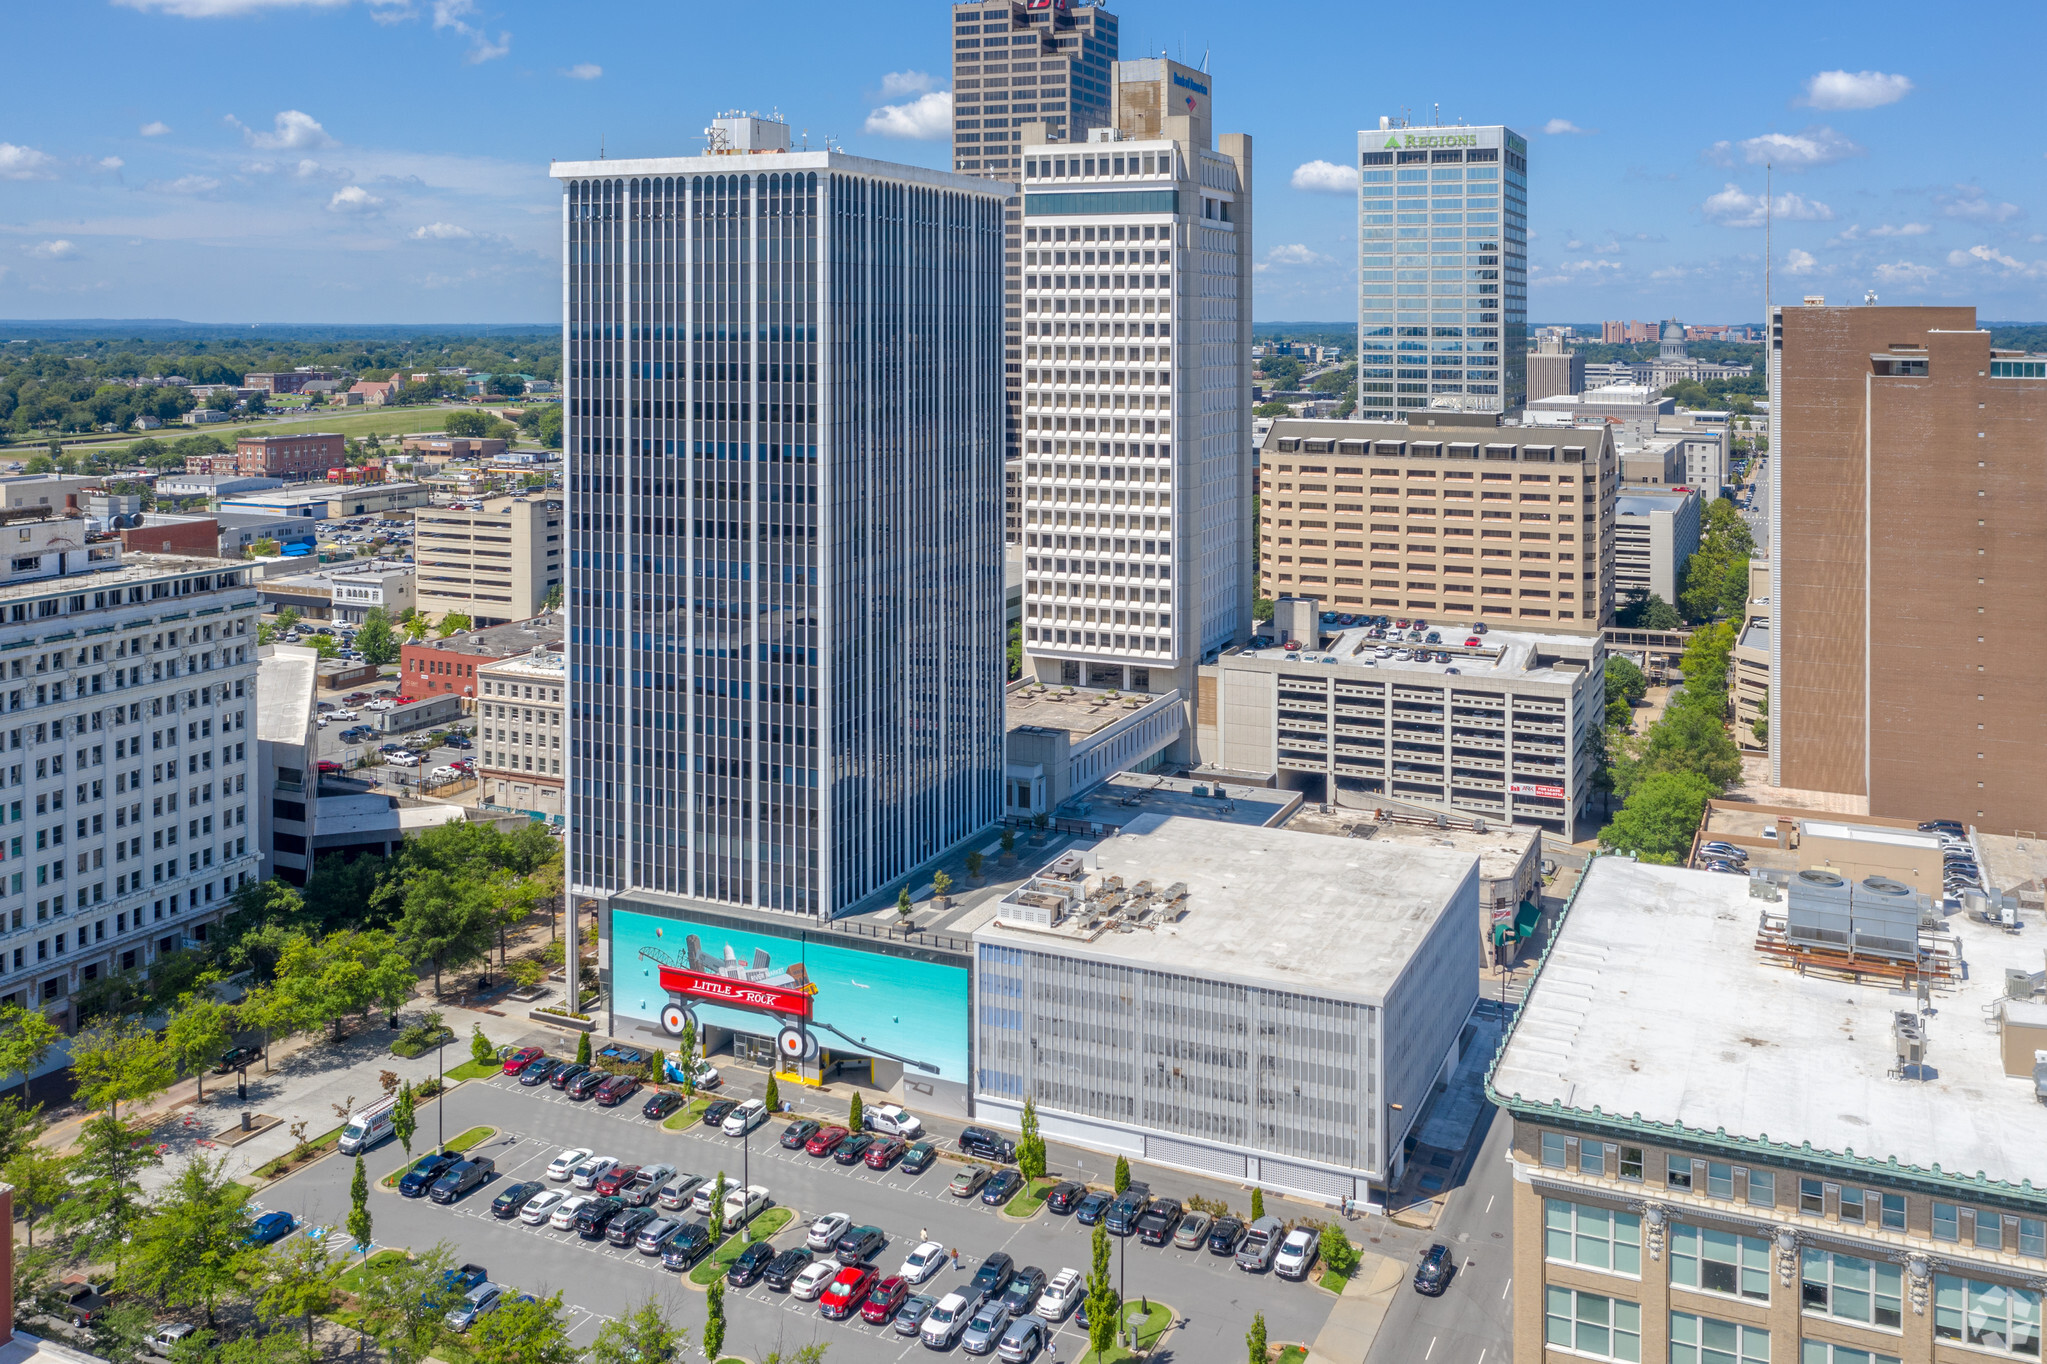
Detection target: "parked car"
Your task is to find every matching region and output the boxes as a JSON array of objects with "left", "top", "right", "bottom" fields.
[
  {"left": 949, "top": 1166, "right": 992, "bottom": 1199},
  {"left": 522, "top": 1058, "right": 563, "bottom": 1085},
  {"left": 726, "top": 1241, "right": 777, "bottom": 1288},
  {"left": 621, "top": 1164, "right": 676, "bottom": 1208},
  {"left": 659, "top": 1222, "right": 715, "bottom": 1271},
  {"left": 699, "top": 1099, "right": 739, "bottom": 1129},
  {"left": 896, "top": 1295, "right": 939, "bottom": 1338},
  {"left": 900, "top": 1140, "right": 938, "bottom": 1173},
  {"left": 789, "top": 1260, "right": 838, "bottom": 1302},
  {"left": 519, "top": 1190, "right": 566, "bottom": 1225},
  {"left": 722, "top": 1099, "right": 767, "bottom": 1136},
  {"left": 981, "top": 1169, "right": 1024, "bottom": 1206},
  {"left": 1104, "top": 1189, "right": 1150, "bottom": 1236},
  {"left": 1236, "top": 1216, "right": 1285, "bottom": 1272},
  {"left": 546, "top": 1148, "right": 593, "bottom": 1182},
  {"left": 490, "top": 1180, "right": 545, "bottom": 1219},
  {"left": 863, "top": 1103, "right": 924, "bottom": 1138},
  {"left": 820, "top": 1266, "right": 878, "bottom": 1320},
  {"left": 807, "top": 1212, "right": 853, "bottom": 1252},
  {"left": 722, "top": 1185, "right": 770, "bottom": 1226},
  {"left": 1044, "top": 1181, "right": 1086, "bottom": 1214},
  {"left": 549, "top": 1196, "right": 592, "bottom": 1230},
  {"left": 657, "top": 1174, "right": 707, "bottom": 1211},
  {"left": 429, "top": 765, "right": 462, "bottom": 782},
  {"left": 592, "top": 1165, "right": 640, "bottom": 1198},
  {"left": 1275, "top": 1227, "right": 1320, "bottom": 1280},
  {"left": 594, "top": 1075, "right": 641, "bottom": 1108},
  {"left": 568, "top": 1069, "right": 611, "bottom": 1100},
  {"left": 643, "top": 1091, "right": 683, "bottom": 1121},
  {"left": 804, "top": 1125, "right": 851, "bottom": 1157},
  {"left": 959, "top": 1125, "right": 1017, "bottom": 1163},
  {"left": 445, "top": 1283, "right": 502, "bottom": 1332},
  {"left": 960, "top": 1300, "right": 1014, "bottom": 1356},
  {"left": 999, "top": 1266, "right": 1046, "bottom": 1317},
  {"left": 833, "top": 1133, "right": 876, "bottom": 1166},
  {"left": 1207, "top": 1216, "right": 1246, "bottom": 1255},
  {"left": 780, "top": 1119, "right": 821, "bottom": 1150},
  {"left": 899, "top": 1240, "right": 946, "bottom": 1285},
  {"left": 501, "top": 1046, "right": 545, "bottom": 1075},
  {"left": 550, "top": 1063, "right": 590, "bottom": 1093},
  {"left": 216, "top": 1045, "right": 262, "bottom": 1073},
  {"left": 1037, "top": 1267, "right": 1082, "bottom": 1321},
  {"left": 385, "top": 750, "right": 420, "bottom": 768},
  {"left": 245, "top": 1210, "right": 295, "bottom": 1245},
  {"left": 864, "top": 1136, "right": 907, "bottom": 1169},
  {"left": 921, "top": 1293, "right": 976, "bottom": 1349},
  {"left": 862, "top": 1274, "right": 910, "bottom": 1325},
  {"left": 147, "top": 1324, "right": 198, "bottom": 1358},
  {"left": 1414, "top": 1243, "right": 1454, "bottom": 1296},
  {"left": 1137, "top": 1198, "right": 1183, "bottom": 1246},
  {"left": 834, "top": 1225, "right": 885, "bottom": 1265},
  {"left": 398, "top": 1151, "right": 462, "bottom": 1198},
  {"left": 315, "top": 759, "right": 344, "bottom": 776},
  {"left": 970, "top": 1252, "right": 1015, "bottom": 1301},
  {"left": 996, "top": 1315, "right": 1046, "bottom": 1364},
  {"left": 1074, "top": 1190, "right": 1112, "bottom": 1226},
  {"left": 1173, "top": 1210, "right": 1214, "bottom": 1250},
  {"left": 605, "top": 1207, "right": 660, "bottom": 1248},
  {"left": 573, "top": 1197, "right": 625, "bottom": 1238},
  {"left": 763, "top": 1249, "right": 813, "bottom": 1292},
  {"left": 444, "top": 734, "right": 473, "bottom": 749}
]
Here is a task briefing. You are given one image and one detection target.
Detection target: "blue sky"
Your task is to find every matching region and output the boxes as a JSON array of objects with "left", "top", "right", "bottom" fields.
[{"left": 3, "top": 0, "right": 2043, "bottom": 325}]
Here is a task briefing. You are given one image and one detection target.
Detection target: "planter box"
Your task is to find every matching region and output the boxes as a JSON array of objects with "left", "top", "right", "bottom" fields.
[{"left": 530, "top": 1008, "right": 596, "bottom": 1032}]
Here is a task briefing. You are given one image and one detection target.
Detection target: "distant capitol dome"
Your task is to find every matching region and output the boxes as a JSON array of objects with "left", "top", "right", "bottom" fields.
[{"left": 1658, "top": 318, "right": 1689, "bottom": 364}]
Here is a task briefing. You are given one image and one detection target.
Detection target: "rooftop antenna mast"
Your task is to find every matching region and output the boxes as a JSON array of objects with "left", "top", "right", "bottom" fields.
[{"left": 1763, "top": 161, "right": 1772, "bottom": 320}]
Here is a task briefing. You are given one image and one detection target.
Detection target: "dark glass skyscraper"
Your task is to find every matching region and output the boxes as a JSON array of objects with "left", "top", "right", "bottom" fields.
[{"left": 554, "top": 118, "right": 1008, "bottom": 922}]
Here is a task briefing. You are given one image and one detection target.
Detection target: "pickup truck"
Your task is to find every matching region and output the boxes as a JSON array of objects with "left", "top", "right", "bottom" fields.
[
  {"left": 428, "top": 1263, "right": 489, "bottom": 1308},
  {"left": 430, "top": 1155, "right": 496, "bottom": 1204},
  {"left": 58, "top": 1278, "right": 114, "bottom": 1327}
]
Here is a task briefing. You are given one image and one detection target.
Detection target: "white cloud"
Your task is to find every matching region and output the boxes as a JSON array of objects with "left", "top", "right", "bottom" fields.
[
  {"left": 1735, "top": 125, "right": 1863, "bottom": 169},
  {"left": 26, "top": 240, "right": 78, "bottom": 260},
  {"left": 98, "top": 157, "right": 125, "bottom": 171},
  {"left": 561, "top": 62, "right": 601, "bottom": 80},
  {"left": 432, "top": 0, "right": 509, "bottom": 63},
  {"left": 1947, "top": 244, "right": 2045, "bottom": 278},
  {"left": 1938, "top": 186, "right": 2023, "bottom": 223},
  {"left": 0, "top": 143, "right": 58, "bottom": 181},
  {"left": 1702, "top": 183, "right": 1834, "bottom": 228},
  {"left": 329, "top": 184, "right": 384, "bottom": 212},
  {"left": 1290, "top": 159, "right": 1358, "bottom": 194},
  {"left": 148, "top": 174, "right": 222, "bottom": 194},
  {"left": 1798, "top": 70, "right": 1913, "bottom": 110},
  {"left": 1264, "top": 244, "right": 1328, "bottom": 267},
  {"left": 1872, "top": 260, "right": 1937, "bottom": 287},
  {"left": 1783, "top": 248, "right": 1819, "bottom": 275},
  {"left": 863, "top": 91, "right": 952, "bottom": 140},
  {"left": 880, "top": 70, "right": 934, "bottom": 98},
  {"left": 1543, "top": 119, "right": 1595, "bottom": 136},
  {"left": 1833, "top": 222, "right": 1931, "bottom": 243},
  {"left": 139, "top": 121, "right": 172, "bottom": 137},
  {"left": 235, "top": 109, "right": 337, "bottom": 151},
  {"left": 411, "top": 221, "right": 473, "bottom": 239}
]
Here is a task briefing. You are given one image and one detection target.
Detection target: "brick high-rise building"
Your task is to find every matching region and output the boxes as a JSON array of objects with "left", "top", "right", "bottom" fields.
[
  {"left": 950, "top": 0, "right": 1121, "bottom": 540},
  {"left": 1768, "top": 302, "right": 2047, "bottom": 832}
]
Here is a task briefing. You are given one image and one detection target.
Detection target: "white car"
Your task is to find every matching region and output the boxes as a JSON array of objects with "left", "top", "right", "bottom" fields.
[
  {"left": 922, "top": 1293, "right": 975, "bottom": 1349},
  {"left": 429, "top": 765, "right": 461, "bottom": 781},
  {"left": 328, "top": 708, "right": 358, "bottom": 721},
  {"left": 899, "top": 1240, "right": 946, "bottom": 1285},
  {"left": 808, "top": 1212, "right": 853, "bottom": 1251},
  {"left": 1037, "top": 1267, "right": 1082, "bottom": 1321},
  {"left": 722, "top": 1099, "right": 767, "bottom": 1136},
  {"left": 549, "top": 1195, "right": 592, "bottom": 1230},
  {"left": 570, "top": 1156, "right": 618, "bottom": 1190},
  {"left": 520, "top": 1190, "right": 566, "bottom": 1225},
  {"left": 1274, "top": 1227, "right": 1320, "bottom": 1281},
  {"left": 690, "top": 1181, "right": 726, "bottom": 1216},
  {"left": 364, "top": 699, "right": 396, "bottom": 712},
  {"left": 722, "top": 1184, "right": 770, "bottom": 1227},
  {"left": 864, "top": 1103, "right": 923, "bottom": 1139},
  {"left": 790, "top": 1261, "right": 839, "bottom": 1302},
  {"left": 385, "top": 750, "right": 421, "bottom": 768},
  {"left": 315, "top": 715, "right": 328, "bottom": 727},
  {"left": 546, "top": 1148, "right": 592, "bottom": 1182}
]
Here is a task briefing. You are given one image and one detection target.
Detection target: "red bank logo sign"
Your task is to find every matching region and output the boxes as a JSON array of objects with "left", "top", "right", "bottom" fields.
[{"left": 659, "top": 966, "right": 812, "bottom": 1018}]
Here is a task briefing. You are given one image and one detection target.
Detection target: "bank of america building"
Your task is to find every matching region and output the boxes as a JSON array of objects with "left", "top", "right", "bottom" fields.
[
  {"left": 553, "top": 118, "right": 1008, "bottom": 922},
  {"left": 1355, "top": 122, "right": 1528, "bottom": 420}
]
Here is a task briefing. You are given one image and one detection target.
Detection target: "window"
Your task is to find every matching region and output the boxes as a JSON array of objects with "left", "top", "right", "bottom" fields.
[
  {"left": 1669, "top": 1313, "right": 1769, "bottom": 1364},
  {"left": 1620, "top": 1146, "right": 1644, "bottom": 1182},
  {"left": 1935, "top": 1202, "right": 1961, "bottom": 1242},
  {"left": 1802, "top": 1249, "right": 1903, "bottom": 1330},
  {"left": 1545, "top": 1199, "right": 1642, "bottom": 1276},
  {"left": 1799, "top": 1344, "right": 1898, "bottom": 1364},
  {"left": 1542, "top": 1132, "right": 1569, "bottom": 1168},
  {"left": 1747, "top": 1170, "right": 1775, "bottom": 1208},
  {"left": 1839, "top": 1187, "right": 1865, "bottom": 1224},
  {"left": 1669, "top": 1156, "right": 1695, "bottom": 1191},
  {"left": 1581, "top": 1141, "right": 1613, "bottom": 1178},
  {"left": 1707, "top": 1163, "right": 1735, "bottom": 1200},
  {"left": 1801, "top": 1179, "right": 1826, "bottom": 1215},
  {"left": 1672, "top": 1224, "right": 1770, "bottom": 1302},
  {"left": 1935, "top": 1276, "right": 2042, "bottom": 1357},
  {"left": 1979, "top": 1213, "right": 2005, "bottom": 1253},
  {"left": 1879, "top": 1194, "right": 1905, "bottom": 1231},
  {"left": 2022, "top": 1218, "right": 2045, "bottom": 1259},
  {"left": 1544, "top": 1288, "right": 1640, "bottom": 1362}
]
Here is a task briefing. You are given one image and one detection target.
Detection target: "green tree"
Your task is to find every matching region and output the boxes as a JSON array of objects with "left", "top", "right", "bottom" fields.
[
  {"left": 932, "top": 869, "right": 953, "bottom": 903},
  {"left": 1083, "top": 1220, "right": 1119, "bottom": 1360},
  {"left": 50, "top": 1113, "right": 164, "bottom": 1262},
  {"left": 393, "top": 869, "right": 496, "bottom": 996},
  {"left": 587, "top": 1298, "right": 689, "bottom": 1364},
  {"left": 445, "top": 410, "right": 490, "bottom": 437},
  {"left": 0, "top": 1095, "right": 43, "bottom": 1169},
  {"left": 1113, "top": 1155, "right": 1130, "bottom": 1194},
  {"left": 537, "top": 406, "right": 563, "bottom": 450},
  {"left": 1247, "top": 1310, "right": 1269, "bottom": 1364},
  {"left": 576, "top": 1031, "right": 592, "bottom": 1066},
  {"left": 1616, "top": 592, "right": 1682, "bottom": 631},
  {"left": 1000, "top": 826, "right": 1015, "bottom": 858},
  {"left": 1017, "top": 1096, "right": 1046, "bottom": 1181},
  {"left": 470, "top": 1022, "right": 495, "bottom": 1067},
  {"left": 271, "top": 927, "right": 417, "bottom": 1040},
  {"left": 256, "top": 1231, "right": 338, "bottom": 1345},
  {"left": 1250, "top": 1187, "right": 1265, "bottom": 1221},
  {"left": 675, "top": 1015, "right": 695, "bottom": 1097},
  {"left": 165, "top": 987, "right": 232, "bottom": 1102},
  {"left": 356, "top": 607, "right": 400, "bottom": 667},
  {"left": 125, "top": 1154, "right": 253, "bottom": 1326},
  {"left": 349, "top": 1153, "right": 374, "bottom": 1257},
  {"left": 1320, "top": 1222, "right": 1359, "bottom": 1276},
  {"left": 1631, "top": 697, "right": 1741, "bottom": 793},
  {"left": 848, "top": 1091, "right": 864, "bottom": 1134},
  {"left": 764, "top": 1072, "right": 781, "bottom": 1113},
  {"left": 356, "top": 1244, "right": 459, "bottom": 1364},
  {"left": 701, "top": 1279, "right": 726, "bottom": 1362},
  {"left": 708, "top": 1170, "right": 728, "bottom": 1240},
  {"left": 1600, "top": 769, "right": 1719, "bottom": 863},
  {"left": 0, "top": 1002, "right": 61, "bottom": 1095},
  {"left": 966, "top": 850, "right": 984, "bottom": 880},
  {"left": 896, "top": 887, "right": 912, "bottom": 921},
  {"left": 436, "top": 611, "right": 474, "bottom": 638},
  {"left": 393, "top": 1080, "right": 418, "bottom": 1159},
  {"left": 71, "top": 1015, "right": 177, "bottom": 1119},
  {"left": 1604, "top": 655, "right": 1647, "bottom": 711},
  {"left": 470, "top": 1288, "right": 581, "bottom": 1364},
  {"left": 3, "top": 1143, "right": 69, "bottom": 1246}
]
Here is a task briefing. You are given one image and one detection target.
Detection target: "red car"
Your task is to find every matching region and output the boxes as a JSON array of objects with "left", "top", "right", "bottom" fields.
[
  {"left": 593, "top": 1164, "right": 641, "bottom": 1198},
  {"left": 1464, "top": 636, "right": 1481, "bottom": 647},
  {"left": 501, "top": 1046, "right": 545, "bottom": 1075},
  {"left": 804, "top": 1125, "right": 850, "bottom": 1158},
  {"left": 864, "top": 1137, "right": 906, "bottom": 1170},
  {"left": 595, "top": 1075, "right": 641, "bottom": 1108},
  {"left": 819, "top": 1265, "right": 877, "bottom": 1320},
  {"left": 316, "top": 759, "right": 344, "bottom": 776},
  {"left": 859, "top": 1274, "right": 908, "bottom": 1324}
]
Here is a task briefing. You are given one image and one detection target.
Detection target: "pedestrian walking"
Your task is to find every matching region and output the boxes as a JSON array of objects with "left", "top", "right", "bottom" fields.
[
  {"left": 920, "top": 1227, "right": 929, "bottom": 1243},
  {"left": 950, "top": 1247, "right": 960, "bottom": 1268}
]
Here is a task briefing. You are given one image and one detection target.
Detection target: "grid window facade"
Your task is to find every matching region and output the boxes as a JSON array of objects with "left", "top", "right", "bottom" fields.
[
  {"left": 1668, "top": 1313, "right": 1769, "bottom": 1364},
  {"left": 1545, "top": 1198, "right": 1642, "bottom": 1276},
  {"left": 560, "top": 160, "right": 1006, "bottom": 919},
  {"left": 1934, "top": 1275, "right": 2043, "bottom": 1357},
  {"left": 1800, "top": 1249, "right": 1903, "bottom": 1331},
  {"left": 1671, "top": 1224, "right": 1770, "bottom": 1302}
]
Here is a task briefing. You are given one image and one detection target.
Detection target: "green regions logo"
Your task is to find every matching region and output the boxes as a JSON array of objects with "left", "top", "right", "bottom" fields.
[{"left": 1380, "top": 133, "right": 1479, "bottom": 150}]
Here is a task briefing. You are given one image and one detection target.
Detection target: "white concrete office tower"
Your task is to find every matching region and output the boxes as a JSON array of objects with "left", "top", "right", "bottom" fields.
[
  {"left": 0, "top": 513, "right": 260, "bottom": 1028},
  {"left": 1356, "top": 121, "right": 1528, "bottom": 420},
  {"left": 1015, "top": 58, "right": 1253, "bottom": 722},
  {"left": 552, "top": 115, "right": 1008, "bottom": 922}
]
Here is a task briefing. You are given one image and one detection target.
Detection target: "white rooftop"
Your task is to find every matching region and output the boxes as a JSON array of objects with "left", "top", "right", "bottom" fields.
[
  {"left": 256, "top": 645, "right": 318, "bottom": 745},
  {"left": 1492, "top": 856, "right": 2047, "bottom": 1194},
  {"left": 1237, "top": 624, "right": 1595, "bottom": 684},
  {"left": 976, "top": 812, "right": 1477, "bottom": 1003}
]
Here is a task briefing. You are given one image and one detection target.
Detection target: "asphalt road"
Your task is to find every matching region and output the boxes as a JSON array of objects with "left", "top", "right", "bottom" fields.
[{"left": 258, "top": 1073, "right": 1340, "bottom": 1363}]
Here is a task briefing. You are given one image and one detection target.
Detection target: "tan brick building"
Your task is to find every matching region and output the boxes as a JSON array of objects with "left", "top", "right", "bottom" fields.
[
  {"left": 234, "top": 432, "right": 344, "bottom": 481},
  {"left": 1769, "top": 304, "right": 2047, "bottom": 833},
  {"left": 411, "top": 495, "right": 561, "bottom": 627},
  {"left": 1258, "top": 414, "right": 1617, "bottom": 632},
  {"left": 1493, "top": 855, "right": 2047, "bottom": 1364}
]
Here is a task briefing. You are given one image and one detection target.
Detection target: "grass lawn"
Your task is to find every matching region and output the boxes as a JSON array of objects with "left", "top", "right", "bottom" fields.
[
  {"left": 446, "top": 1058, "right": 503, "bottom": 1082},
  {"left": 686, "top": 1207, "right": 795, "bottom": 1286},
  {"left": 662, "top": 1098, "right": 714, "bottom": 1132},
  {"left": 1003, "top": 1176, "right": 1059, "bottom": 1219},
  {"left": 233, "top": 406, "right": 471, "bottom": 442},
  {"left": 1277, "top": 1347, "right": 1309, "bottom": 1364},
  {"left": 1078, "top": 1300, "right": 1174, "bottom": 1364},
  {"left": 334, "top": 1248, "right": 410, "bottom": 1296},
  {"left": 389, "top": 1027, "right": 455, "bottom": 1060},
  {"left": 1319, "top": 1265, "right": 1354, "bottom": 1293}
]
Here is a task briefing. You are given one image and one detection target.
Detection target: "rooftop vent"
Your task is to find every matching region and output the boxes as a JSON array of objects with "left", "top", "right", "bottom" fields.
[
  {"left": 1785, "top": 868, "right": 1923, "bottom": 961},
  {"left": 1892, "top": 1011, "right": 1928, "bottom": 1079}
]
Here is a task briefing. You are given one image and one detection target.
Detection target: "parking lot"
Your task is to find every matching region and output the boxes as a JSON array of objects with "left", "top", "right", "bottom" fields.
[
  {"left": 316, "top": 697, "right": 476, "bottom": 790},
  {"left": 260, "top": 1071, "right": 1340, "bottom": 1363}
]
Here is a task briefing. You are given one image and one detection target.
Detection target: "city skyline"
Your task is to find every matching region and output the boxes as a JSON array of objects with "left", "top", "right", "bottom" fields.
[{"left": 3, "top": 2, "right": 2044, "bottom": 324}]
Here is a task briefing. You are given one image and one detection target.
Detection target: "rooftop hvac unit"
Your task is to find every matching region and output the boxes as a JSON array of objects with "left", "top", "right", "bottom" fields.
[
  {"left": 2009, "top": 968, "right": 2046, "bottom": 1001},
  {"left": 1748, "top": 869, "right": 1783, "bottom": 901},
  {"left": 1893, "top": 1011, "right": 1927, "bottom": 1073},
  {"left": 1786, "top": 869, "right": 1921, "bottom": 961},
  {"left": 1472, "top": 818, "right": 1488, "bottom": 834}
]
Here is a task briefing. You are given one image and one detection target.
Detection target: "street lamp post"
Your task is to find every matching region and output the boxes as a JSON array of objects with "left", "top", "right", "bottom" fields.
[{"left": 437, "top": 1034, "right": 446, "bottom": 1148}]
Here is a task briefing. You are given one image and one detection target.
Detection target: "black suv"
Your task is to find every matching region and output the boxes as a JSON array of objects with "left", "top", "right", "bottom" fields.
[
  {"left": 397, "top": 1151, "right": 461, "bottom": 1198},
  {"left": 834, "top": 1225, "right": 885, "bottom": 1265},
  {"left": 1135, "top": 1198, "right": 1182, "bottom": 1246},
  {"left": 1207, "top": 1216, "right": 1246, "bottom": 1255},
  {"left": 763, "top": 1248, "right": 813, "bottom": 1291},
  {"left": 969, "top": 1251, "right": 1014, "bottom": 1301},
  {"left": 1104, "top": 1188, "right": 1151, "bottom": 1236},
  {"left": 574, "top": 1197, "right": 625, "bottom": 1239},
  {"left": 659, "top": 1223, "right": 715, "bottom": 1271},
  {"left": 1044, "top": 1181, "right": 1086, "bottom": 1214},
  {"left": 958, "top": 1125, "right": 1016, "bottom": 1163},
  {"left": 726, "top": 1241, "right": 777, "bottom": 1288},
  {"left": 1414, "top": 1243, "right": 1454, "bottom": 1296},
  {"left": 605, "top": 1207, "right": 659, "bottom": 1247},
  {"left": 999, "top": 1266, "right": 1047, "bottom": 1316}
]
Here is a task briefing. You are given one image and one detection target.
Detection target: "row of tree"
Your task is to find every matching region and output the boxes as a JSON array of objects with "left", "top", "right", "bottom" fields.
[{"left": 1597, "top": 621, "right": 1741, "bottom": 862}]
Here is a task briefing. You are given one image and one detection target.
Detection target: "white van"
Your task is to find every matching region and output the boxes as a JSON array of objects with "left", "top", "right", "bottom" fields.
[{"left": 337, "top": 1096, "right": 399, "bottom": 1155}]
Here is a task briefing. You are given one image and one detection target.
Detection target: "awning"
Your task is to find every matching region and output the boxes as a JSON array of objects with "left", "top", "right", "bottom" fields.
[{"left": 1513, "top": 899, "right": 1544, "bottom": 940}]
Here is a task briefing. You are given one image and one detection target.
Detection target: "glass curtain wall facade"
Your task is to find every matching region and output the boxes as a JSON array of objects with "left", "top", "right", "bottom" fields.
[
  {"left": 1356, "top": 123, "right": 1528, "bottom": 420},
  {"left": 556, "top": 153, "right": 1007, "bottom": 920}
]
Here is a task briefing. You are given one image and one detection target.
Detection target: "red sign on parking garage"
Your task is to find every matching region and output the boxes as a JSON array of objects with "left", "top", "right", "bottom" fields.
[{"left": 1508, "top": 783, "right": 1566, "bottom": 798}]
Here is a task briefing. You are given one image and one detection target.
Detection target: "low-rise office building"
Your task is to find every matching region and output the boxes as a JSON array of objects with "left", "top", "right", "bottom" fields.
[
  {"left": 234, "top": 433, "right": 344, "bottom": 481},
  {"left": 400, "top": 614, "right": 563, "bottom": 704},
  {"left": 155, "top": 474, "right": 286, "bottom": 502},
  {"left": 974, "top": 812, "right": 1479, "bottom": 1207},
  {"left": 1493, "top": 854, "right": 2047, "bottom": 1364},
  {"left": 475, "top": 648, "right": 563, "bottom": 822},
  {"left": 1196, "top": 614, "right": 1603, "bottom": 835},
  {"left": 256, "top": 558, "right": 414, "bottom": 626},
  {"left": 1615, "top": 487, "right": 1701, "bottom": 606},
  {"left": 412, "top": 495, "right": 561, "bottom": 627},
  {"left": 0, "top": 474, "right": 104, "bottom": 513}
]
